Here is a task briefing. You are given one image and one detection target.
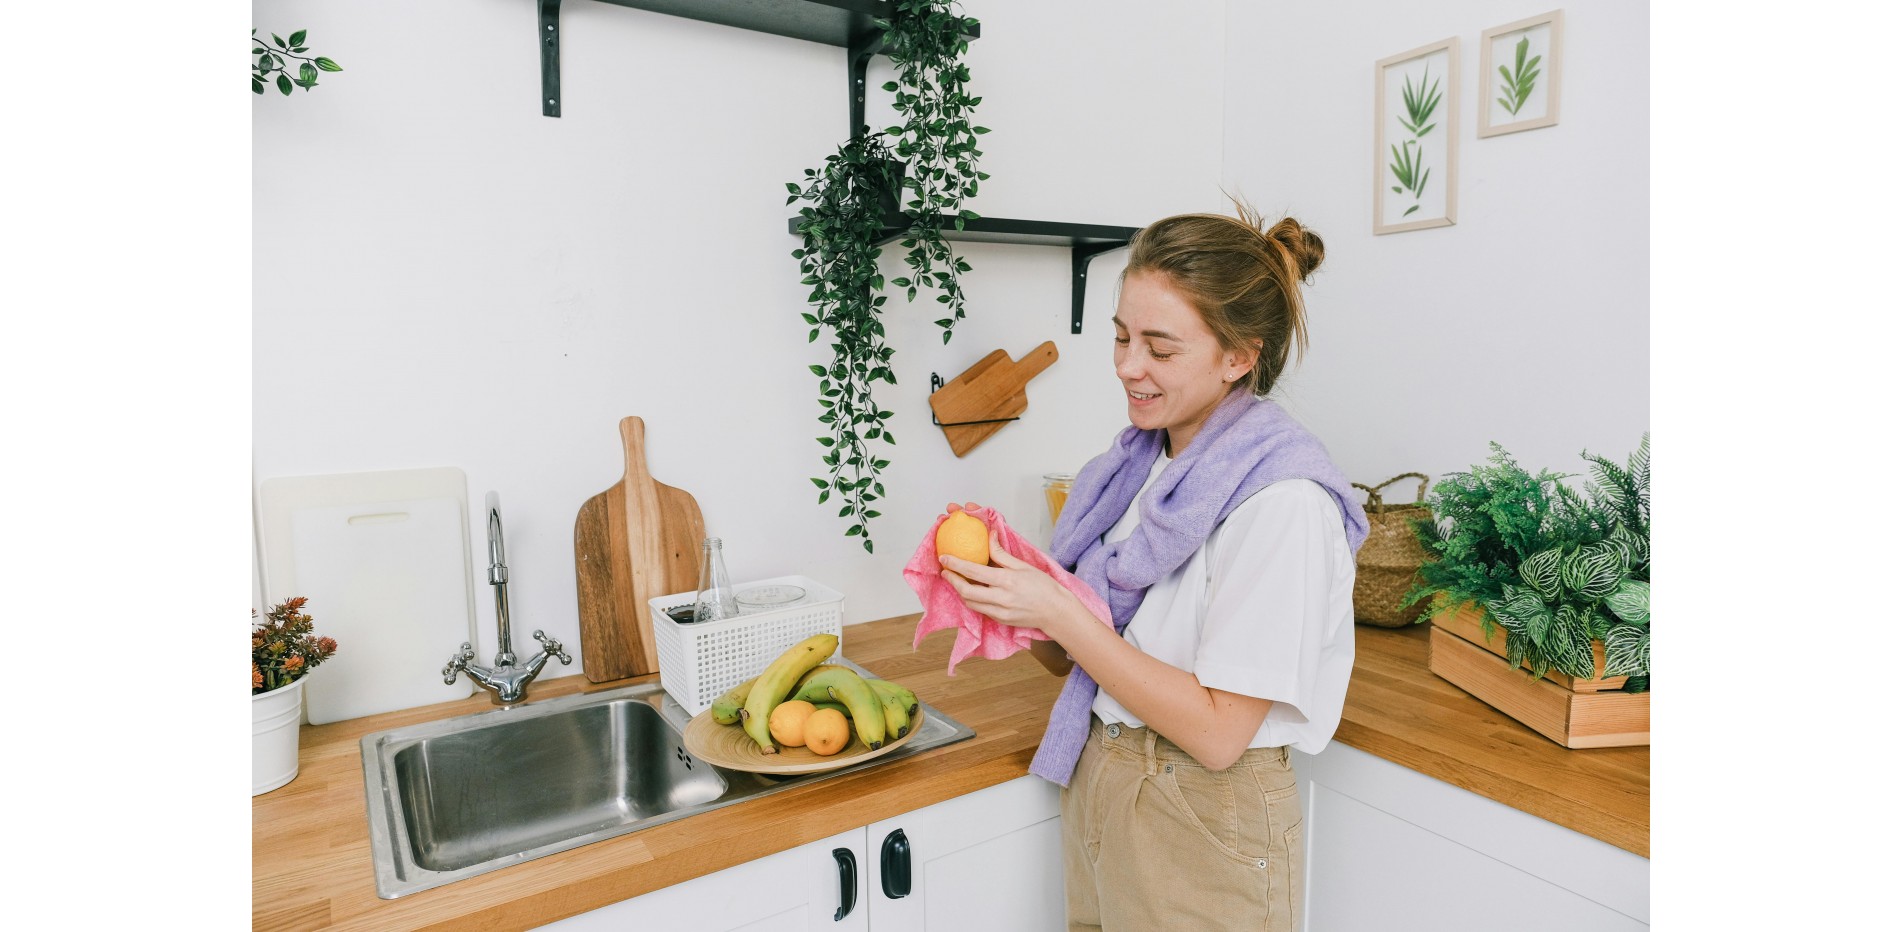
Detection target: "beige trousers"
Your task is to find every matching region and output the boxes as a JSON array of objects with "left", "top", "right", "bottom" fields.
[{"left": 1060, "top": 717, "right": 1305, "bottom": 932}]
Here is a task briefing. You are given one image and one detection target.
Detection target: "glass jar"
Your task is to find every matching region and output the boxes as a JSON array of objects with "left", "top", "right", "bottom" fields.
[{"left": 1042, "top": 472, "right": 1075, "bottom": 531}]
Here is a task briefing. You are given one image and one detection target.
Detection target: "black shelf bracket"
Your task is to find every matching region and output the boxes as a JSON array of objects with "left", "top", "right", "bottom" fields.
[
  {"left": 539, "top": 0, "right": 562, "bottom": 118},
  {"left": 847, "top": 27, "right": 882, "bottom": 139},
  {"left": 1071, "top": 242, "right": 1126, "bottom": 334}
]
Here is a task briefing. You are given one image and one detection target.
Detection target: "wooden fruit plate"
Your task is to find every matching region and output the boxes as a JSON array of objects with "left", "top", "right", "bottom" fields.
[{"left": 681, "top": 706, "right": 925, "bottom": 775}]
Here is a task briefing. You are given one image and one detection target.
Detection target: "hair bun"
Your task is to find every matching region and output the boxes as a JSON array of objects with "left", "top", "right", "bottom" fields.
[{"left": 1265, "top": 218, "right": 1324, "bottom": 280}]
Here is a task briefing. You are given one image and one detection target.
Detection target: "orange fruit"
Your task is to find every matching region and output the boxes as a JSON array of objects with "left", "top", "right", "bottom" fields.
[
  {"left": 805, "top": 707, "right": 851, "bottom": 756},
  {"left": 935, "top": 511, "right": 990, "bottom": 574},
  {"left": 768, "top": 700, "right": 817, "bottom": 748}
]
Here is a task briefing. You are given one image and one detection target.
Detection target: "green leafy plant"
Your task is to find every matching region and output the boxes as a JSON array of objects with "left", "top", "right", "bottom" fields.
[
  {"left": 253, "top": 28, "right": 342, "bottom": 96},
  {"left": 253, "top": 597, "right": 339, "bottom": 694},
  {"left": 1404, "top": 436, "right": 1650, "bottom": 692},
  {"left": 880, "top": 0, "right": 989, "bottom": 345},
  {"left": 789, "top": 136, "right": 903, "bottom": 554},
  {"left": 1496, "top": 35, "right": 1543, "bottom": 116},
  {"left": 787, "top": 1, "right": 985, "bottom": 551}
]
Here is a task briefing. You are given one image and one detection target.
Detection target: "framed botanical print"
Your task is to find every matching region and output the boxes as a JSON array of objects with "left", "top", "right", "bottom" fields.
[
  {"left": 1374, "top": 37, "right": 1459, "bottom": 234},
  {"left": 1480, "top": 10, "right": 1564, "bottom": 137}
]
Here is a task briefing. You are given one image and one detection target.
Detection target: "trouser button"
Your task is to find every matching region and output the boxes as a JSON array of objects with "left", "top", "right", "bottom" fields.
[{"left": 1106, "top": 723, "right": 1121, "bottom": 738}]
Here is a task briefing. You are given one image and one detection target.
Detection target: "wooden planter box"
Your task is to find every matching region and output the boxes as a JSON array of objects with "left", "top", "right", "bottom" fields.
[{"left": 1428, "top": 604, "right": 1649, "bottom": 749}]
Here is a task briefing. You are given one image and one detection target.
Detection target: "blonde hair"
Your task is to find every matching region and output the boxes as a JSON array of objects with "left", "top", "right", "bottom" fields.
[{"left": 1120, "top": 197, "right": 1324, "bottom": 396}]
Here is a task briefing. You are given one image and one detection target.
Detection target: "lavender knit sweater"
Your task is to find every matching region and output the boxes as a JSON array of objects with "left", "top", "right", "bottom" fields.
[{"left": 1029, "top": 389, "right": 1368, "bottom": 786}]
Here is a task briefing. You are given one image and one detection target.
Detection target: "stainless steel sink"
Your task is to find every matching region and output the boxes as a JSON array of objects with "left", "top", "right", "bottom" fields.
[{"left": 361, "top": 662, "right": 974, "bottom": 898}]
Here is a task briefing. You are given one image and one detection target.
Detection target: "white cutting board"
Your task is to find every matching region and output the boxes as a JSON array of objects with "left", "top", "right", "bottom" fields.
[{"left": 257, "top": 467, "right": 479, "bottom": 724}]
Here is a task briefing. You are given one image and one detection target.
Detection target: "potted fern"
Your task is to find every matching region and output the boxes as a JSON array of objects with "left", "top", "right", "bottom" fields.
[{"left": 1404, "top": 436, "right": 1650, "bottom": 748}]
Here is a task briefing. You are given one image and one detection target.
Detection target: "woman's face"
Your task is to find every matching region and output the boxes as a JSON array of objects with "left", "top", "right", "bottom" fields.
[{"left": 1112, "top": 270, "right": 1257, "bottom": 453}]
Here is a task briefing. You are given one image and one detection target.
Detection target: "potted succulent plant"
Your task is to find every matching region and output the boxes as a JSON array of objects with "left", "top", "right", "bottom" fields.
[
  {"left": 252, "top": 597, "right": 338, "bottom": 794},
  {"left": 1403, "top": 436, "right": 1650, "bottom": 747}
]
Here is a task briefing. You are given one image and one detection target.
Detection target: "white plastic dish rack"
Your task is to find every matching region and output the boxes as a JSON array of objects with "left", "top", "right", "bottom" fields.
[{"left": 648, "top": 574, "right": 845, "bottom": 716}]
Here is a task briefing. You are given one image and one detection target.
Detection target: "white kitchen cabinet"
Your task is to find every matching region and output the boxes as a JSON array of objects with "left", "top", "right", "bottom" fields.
[
  {"left": 866, "top": 775, "right": 1065, "bottom": 932},
  {"left": 536, "top": 776, "right": 1063, "bottom": 931},
  {"left": 535, "top": 827, "right": 870, "bottom": 931},
  {"left": 1292, "top": 743, "right": 1650, "bottom": 931}
]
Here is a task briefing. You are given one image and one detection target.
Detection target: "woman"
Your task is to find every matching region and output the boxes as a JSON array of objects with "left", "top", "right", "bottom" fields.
[{"left": 937, "top": 202, "right": 1368, "bottom": 931}]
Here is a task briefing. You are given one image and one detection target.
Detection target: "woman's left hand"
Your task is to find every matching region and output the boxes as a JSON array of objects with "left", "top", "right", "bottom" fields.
[{"left": 939, "top": 529, "right": 1081, "bottom": 637}]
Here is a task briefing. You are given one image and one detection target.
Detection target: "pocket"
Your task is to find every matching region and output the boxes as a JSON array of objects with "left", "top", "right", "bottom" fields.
[{"left": 1158, "top": 761, "right": 1263, "bottom": 865}]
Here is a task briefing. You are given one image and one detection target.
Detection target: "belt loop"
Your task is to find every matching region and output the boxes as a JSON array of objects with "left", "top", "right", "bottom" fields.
[{"left": 1142, "top": 728, "right": 1159, "bottom": 776}]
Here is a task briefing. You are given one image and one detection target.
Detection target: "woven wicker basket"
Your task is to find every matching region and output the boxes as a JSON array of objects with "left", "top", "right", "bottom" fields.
[{"left": 1351, "top": 473, "right": 1434, "bottom": 627}]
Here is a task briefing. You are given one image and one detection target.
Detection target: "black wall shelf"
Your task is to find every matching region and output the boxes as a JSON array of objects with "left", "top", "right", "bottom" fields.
[
  {"left": 790, "top": 215, "right": 1136, "bottom": 333},
  {"left": 540, "top": 0, "right": 1135, "bottom": 334},
  {"left": 540, "top": 0, "right": 977, "bottom": 126}
]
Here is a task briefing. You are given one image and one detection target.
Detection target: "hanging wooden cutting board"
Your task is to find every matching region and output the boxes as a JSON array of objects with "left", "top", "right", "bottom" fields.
[
  {"left": 929, "top": 341, "right": 1059, "bottom": 457},
  {"left": 574, "top": 416, "right": 706, "bottom": 682}
]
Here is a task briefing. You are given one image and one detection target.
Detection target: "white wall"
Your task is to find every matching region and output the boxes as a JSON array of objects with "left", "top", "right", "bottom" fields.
[
  {"left": 1222, "top": 1, "right": 1650, "bottom": 491},
  {"left": 255, "top": 0, "right": 1649, "bottom": 677},
  {"left": 251, "top": 1, "right": 1227, "bottom": 661}
]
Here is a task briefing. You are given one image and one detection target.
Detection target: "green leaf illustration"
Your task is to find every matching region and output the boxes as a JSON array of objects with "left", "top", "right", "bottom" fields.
[
  {"left": 1398, "top": 61, "right": 1442, "bottom": 138},
  {"left": 1498, "top": 35, "right": 1541, "bottom": 116}
]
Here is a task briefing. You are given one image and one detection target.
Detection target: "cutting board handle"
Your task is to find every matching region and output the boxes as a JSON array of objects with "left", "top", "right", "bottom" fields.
[
  {"left": 619, "top": 416, "right": 652, "bottom": 484},
  {"left": 1017, "top": 341, "right": 1059, "bottom": 379}
]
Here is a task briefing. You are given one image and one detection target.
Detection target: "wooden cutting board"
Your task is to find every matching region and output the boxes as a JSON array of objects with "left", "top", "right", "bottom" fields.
[
  {"left": 574, "top": 416, "right": 706, "bottom": 682},
  {"left": 928, "top": 341, "right": 1059, "bottom": 457}
]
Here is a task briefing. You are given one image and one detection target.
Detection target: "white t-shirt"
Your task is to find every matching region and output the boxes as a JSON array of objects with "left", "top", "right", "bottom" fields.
[{"left": 1088, "top": 452, "right": 1357, "bottom": 754}]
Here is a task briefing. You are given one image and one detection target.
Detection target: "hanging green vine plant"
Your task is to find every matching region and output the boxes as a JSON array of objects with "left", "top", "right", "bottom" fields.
[
  {"left": 881, "top": 0, "right": 989, "bottom": 344},
  {"left": 253, "top": 28, "right": 342, "bottom": 96},
  {"left": 789, "top": 138, "right": 904, "bottom": 553},
  {"left": 786, "top": 0, "right": 986, "bottom": 552}
]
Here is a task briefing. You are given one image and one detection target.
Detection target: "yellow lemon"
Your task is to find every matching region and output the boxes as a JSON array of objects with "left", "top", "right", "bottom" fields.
[
  {"left": 805, "top": 707, "right": 851, "bottom": 756},
  {"left": 935, "top": 510, "right": 991, "bottom": 573},
  {"left": 768, "top": 699, "right": 817, "bottom": 748}
]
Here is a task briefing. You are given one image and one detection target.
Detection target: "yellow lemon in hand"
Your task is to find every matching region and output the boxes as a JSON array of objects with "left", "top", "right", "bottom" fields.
[{"left": 936, "top": 511, "right": 991, "bottom": 576}]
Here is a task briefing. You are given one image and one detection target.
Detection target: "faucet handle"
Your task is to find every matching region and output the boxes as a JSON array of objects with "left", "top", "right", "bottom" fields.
[
  {"left": 532, "top": 630, "right": 572, "bottom": 666},
  {"left": 442, "top": 642, "right": 476, "bottom": 684}
]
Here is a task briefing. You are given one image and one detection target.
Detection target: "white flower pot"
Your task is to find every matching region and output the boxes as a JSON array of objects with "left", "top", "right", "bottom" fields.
[{"left": 252, "top": 677, "right": 307, "bottom": 795}]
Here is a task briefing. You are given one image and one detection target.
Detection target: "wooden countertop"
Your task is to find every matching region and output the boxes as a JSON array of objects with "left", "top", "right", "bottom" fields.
[{"left": 253, "top": 615, "right": 1648, "bottom": 930}]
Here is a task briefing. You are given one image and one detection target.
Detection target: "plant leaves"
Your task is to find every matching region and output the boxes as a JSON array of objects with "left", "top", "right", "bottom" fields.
[
  {"left": 1605, "top": 579, "right": 1649, "bottom": 626},
  {"left": 1602, "top": 624, "right": 1649, "bottom": 678}
]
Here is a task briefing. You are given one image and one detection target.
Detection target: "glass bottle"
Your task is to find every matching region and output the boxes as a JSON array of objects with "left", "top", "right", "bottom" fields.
[{"left": 692, "top": 537, "right": 739, "bottom": 623}]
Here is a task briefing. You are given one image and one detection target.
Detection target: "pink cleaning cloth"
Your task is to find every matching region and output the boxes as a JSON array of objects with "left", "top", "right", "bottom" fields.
[{"left": 903, "top": 506, "right": 1113, "bottom": 675}]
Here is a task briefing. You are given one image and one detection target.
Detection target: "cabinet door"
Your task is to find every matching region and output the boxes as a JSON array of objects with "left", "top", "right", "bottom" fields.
[
  {"left": 1293, "top": 743, "right": 1650, "bottom": 931},
  {"left": 867, "top": 775, "right": 1065, "bottom": 932},
  {"left": 535, "top": 828, "right": 870, "bottom": 931}
]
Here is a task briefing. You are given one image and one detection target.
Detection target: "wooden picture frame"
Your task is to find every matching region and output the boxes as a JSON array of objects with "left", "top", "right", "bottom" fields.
[
  {"left": 1479, "top": 9, "right": 1564, "bottom": 137},
  {"left": 1374, "top": 37, "right": 1459, "bottom": 235}
]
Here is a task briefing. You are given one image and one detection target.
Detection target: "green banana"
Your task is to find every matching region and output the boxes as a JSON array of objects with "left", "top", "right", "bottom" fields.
[
  {"left": 789, "top": 665, "right": 886, "bottom": 750},
  {"left": 811, "top": 700, "right": 852, "bottom": 718},
  {"left": 863, "top": 678, "right": 911, "bottom": 740},
  {"left": 711, "top": 677, "right": 757, "bottom": 725},
  {"left": 869, "top": 678, "right": 918, "bottom": 716},
  {"left": 742, "top": 633, "right": 840, "bottom": 752}
]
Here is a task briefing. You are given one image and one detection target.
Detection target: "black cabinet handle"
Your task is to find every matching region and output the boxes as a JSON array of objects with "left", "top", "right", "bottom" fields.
[
  {"left": 881, "top": 828, "right": 912, "bottom": 899},
  {"left": 833, "top": 847, "right": 857, "bottom": 921}
]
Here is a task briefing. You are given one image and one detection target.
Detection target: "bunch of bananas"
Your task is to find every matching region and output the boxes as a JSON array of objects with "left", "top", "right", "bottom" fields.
[{"left": 710, "top": 633, "right": 920, "bottom": 754}]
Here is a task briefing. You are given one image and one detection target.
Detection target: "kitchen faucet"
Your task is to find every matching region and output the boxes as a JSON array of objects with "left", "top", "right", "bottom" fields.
[{"left": 442, "top": 491, "right": 571, "bottom": 704}]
